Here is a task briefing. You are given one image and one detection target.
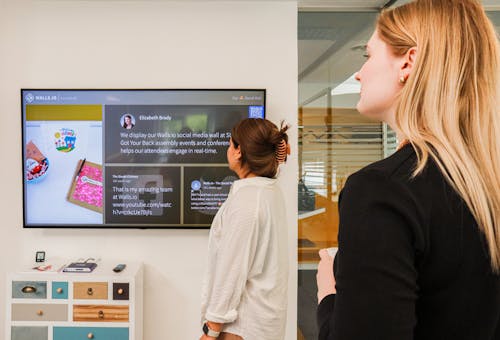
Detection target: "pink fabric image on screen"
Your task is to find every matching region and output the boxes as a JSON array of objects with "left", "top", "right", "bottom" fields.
[{"left": 67, "top": 160, "right": 103, "bottom": 213}]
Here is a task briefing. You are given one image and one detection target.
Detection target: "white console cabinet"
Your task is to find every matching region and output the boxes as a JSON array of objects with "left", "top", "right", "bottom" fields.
[{"left": 5, "top": 262, "right": 143, "bottom": 340}]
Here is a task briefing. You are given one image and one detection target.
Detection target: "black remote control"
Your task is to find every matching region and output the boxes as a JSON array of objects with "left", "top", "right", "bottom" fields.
[{"left": 113, "top": 264, "right": 126, "bottom": 272}]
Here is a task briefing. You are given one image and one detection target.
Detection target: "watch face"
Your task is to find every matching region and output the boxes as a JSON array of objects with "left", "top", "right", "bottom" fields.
[{"left": 202, "top": 323, "right": 220, "bottom": 337}]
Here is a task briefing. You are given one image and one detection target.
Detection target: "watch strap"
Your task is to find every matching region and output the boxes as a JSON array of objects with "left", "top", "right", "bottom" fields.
[{"left": 203, "top": 322, "right": 221, "bottom": 338}]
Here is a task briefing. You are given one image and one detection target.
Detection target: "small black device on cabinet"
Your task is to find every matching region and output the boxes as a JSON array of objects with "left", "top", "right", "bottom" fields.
[
  {"left": 35, "top": 251, "right": 45, "bottom": 263},
  {"left": 113, "top": 264, "right": 126, "bottom": 273}
]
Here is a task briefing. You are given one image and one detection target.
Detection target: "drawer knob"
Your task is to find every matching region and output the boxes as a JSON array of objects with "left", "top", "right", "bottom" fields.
[
  {"left": 21, "top": 286, "right": 37, "bottom": 293},
  {"left": 56, "top": 287, "right": 63, "bottom": 294},
  {"left": 98, "top": 310, "right": 104, "bottom": 319},
  {"left": 87, "top": 287, "right": 94, "bottom": 295},
  {"left": 36, "top": 309, "right": 43, "bottom": 316},
  {"left": 117, "top": 288, "right": 124, "bottom": 295},
  {"left": 87, "top": 333, "right": 94, "bottom": 339}
]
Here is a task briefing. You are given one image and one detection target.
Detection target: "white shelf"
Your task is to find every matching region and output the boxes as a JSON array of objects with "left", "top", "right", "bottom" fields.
[{"left": 6, "top": 261, "right": 143, "bottom": 340}]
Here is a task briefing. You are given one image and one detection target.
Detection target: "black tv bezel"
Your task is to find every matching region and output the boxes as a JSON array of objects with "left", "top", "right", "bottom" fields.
[{"left": 21, "top": 88, "right": 266, "bottom": 229}]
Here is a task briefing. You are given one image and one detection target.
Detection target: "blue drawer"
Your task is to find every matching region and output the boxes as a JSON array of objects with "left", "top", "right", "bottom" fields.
[
  {"left": 12, "top": 281, "right": 47, "bottom": 299},
  {"left": 53, "top": 327, "right": 128, "bottom": 340},
  {"left": 52, "top": 282, "right": 68, "bottom": 299},
  {"left": 11, "top": 326, "right": 48, "bottom": 340}
]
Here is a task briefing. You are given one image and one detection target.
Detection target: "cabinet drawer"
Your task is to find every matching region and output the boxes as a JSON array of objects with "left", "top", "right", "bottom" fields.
[
  {"left": 113, "top": 283, "right": 129, "bottom": 300},
  {"left": 11, "top": 326, "right": 48, "bottom": 340},
  {"left": 73, "top": 305, "right": 129, "bottom": 322},
  {"left": 12, "top": 281, "right": 47, "bottom": 299},
  {"left": 73, "top": 282, "right": 108, "bottom": 299},
  {"left": 52, "top": 282, "right": 68, "bottom": 299},
  {"left": 54, "top": 327, "right": 128, "bottom": 340},
  {"left": 12, "top": 303, "right": 68, "bottom": 321}
]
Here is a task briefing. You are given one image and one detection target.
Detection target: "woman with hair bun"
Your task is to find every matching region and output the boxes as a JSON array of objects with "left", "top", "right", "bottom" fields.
[
  {"left": 316, "top": 0, "right": 500, "bottom": 339},
  {"left": 200, "top": 118, "right": 291, "bottom": 340}
]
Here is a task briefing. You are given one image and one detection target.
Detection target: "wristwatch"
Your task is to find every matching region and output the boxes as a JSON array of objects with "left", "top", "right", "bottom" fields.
[{"left": 203, "top": 322, "right": 221, "bottom": 338}]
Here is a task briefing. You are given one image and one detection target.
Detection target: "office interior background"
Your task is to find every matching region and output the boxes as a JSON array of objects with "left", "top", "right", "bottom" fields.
[{"left": 0, "top": 0, "right": 498, "bottom": 339}]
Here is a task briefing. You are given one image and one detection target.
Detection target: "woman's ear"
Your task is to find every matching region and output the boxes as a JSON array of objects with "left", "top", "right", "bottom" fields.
[
  {"left": 400, "top": 46, "right": 417, "bottom": 81},
  {"left": 234, "top": 146, "right": 242, "bottom": 160}
]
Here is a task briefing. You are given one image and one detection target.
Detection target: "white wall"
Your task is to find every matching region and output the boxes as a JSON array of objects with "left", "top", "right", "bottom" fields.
[{"left": 0, "top": 0, "right": 298, "bottom": 339}]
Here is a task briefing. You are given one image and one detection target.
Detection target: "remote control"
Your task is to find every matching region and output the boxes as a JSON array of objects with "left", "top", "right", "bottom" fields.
[{"left": 113, "top": 264, "right": 126, "bottom": 273}]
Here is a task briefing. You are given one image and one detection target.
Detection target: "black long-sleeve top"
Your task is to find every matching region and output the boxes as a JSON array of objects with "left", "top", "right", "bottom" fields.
[{"left": 317, "top": 144, "right": 500, "bottom": 340}]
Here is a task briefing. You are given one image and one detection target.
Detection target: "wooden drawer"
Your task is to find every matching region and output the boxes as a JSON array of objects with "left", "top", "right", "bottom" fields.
[
  {"left": 12, "top": 281, "right": 47, "bottom": 299},
  {"left": 113, "top": 283, "right": 129, "bottom": 300},
  {"left": 52, "top": 282, "right": 68, "bottom": 299},
  {"left": 73, "top": 305, "right": 129, "bottom": 322},
  {"left": 73, "top": 282, "right": 108, "bottom": 300},
  {"left": 53, "top": 326, "right": 128, "bottom": 340},
  {"left": 11, "top": 326, "right": 48, "bottom": 340},
  {"left": 12, "top": 303, "right": 68, "bottom": 321}
]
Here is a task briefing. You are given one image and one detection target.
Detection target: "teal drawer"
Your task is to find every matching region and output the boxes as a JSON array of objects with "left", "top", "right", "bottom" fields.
[
  {"left": 11, "top": 326, "right": 48, "bottom": 340},
  {"left": 53, "top": 327, "right": 128, "bottom": 340},
  {"left": 52, "top": 282, "right": 68, "bottom": 299},
  {"left": 12, "top": 281, "right": 47, "bottom": 299}
]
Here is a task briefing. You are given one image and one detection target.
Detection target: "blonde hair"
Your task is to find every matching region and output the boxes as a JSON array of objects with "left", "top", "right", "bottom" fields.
[{"left": 378, "top": 0, "right": 500, "bottom": 272}]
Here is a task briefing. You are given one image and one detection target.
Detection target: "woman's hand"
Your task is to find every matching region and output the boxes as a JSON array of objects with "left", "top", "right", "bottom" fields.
[
  {"left": 316, "top": 248, "right": 336, "bottom": 304},
  {"left": 199, "top": 335, "right": 216, "bottom": 340}
]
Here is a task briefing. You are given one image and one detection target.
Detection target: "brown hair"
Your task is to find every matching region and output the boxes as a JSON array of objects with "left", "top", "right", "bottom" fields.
[{"left": 231, "top": 118, "right": 289, "bottom": 178}]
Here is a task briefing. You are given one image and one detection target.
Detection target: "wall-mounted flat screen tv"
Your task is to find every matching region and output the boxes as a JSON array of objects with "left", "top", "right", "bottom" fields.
[{"left": 22, "top": 89, "right": 265, "bottom": 228}]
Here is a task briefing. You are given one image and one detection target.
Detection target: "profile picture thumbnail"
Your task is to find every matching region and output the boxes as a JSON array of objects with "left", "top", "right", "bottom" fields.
[{"left": 121, "top": 114, "right": 136, "bottom": 129}]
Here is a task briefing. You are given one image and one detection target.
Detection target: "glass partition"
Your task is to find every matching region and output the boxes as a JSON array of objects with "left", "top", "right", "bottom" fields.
[{"left": 298, "top": 11, "right": 384, "bottom": 266}]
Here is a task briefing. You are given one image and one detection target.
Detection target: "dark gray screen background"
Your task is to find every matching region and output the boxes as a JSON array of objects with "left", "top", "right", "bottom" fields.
[{"left": 104, "top": 105, "right": 248, "bottom": 164}]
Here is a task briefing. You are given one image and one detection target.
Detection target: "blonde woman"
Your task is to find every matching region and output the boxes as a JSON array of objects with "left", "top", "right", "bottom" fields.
[{"left": 316, "top": 0, "right": 500, "bottom": 339}]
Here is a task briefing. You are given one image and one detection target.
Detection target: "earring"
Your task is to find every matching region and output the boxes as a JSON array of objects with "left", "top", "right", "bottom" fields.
[{"left": 399, "top": 76, "right": 406, "bottom": 84}]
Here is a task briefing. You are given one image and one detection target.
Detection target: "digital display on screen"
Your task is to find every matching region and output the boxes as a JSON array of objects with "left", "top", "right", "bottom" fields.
[{"left": 21, "top": 89, "right": 265, "bottom": 228}]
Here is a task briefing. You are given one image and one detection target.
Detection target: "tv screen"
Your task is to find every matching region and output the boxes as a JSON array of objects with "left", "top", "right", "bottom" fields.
[{"left": 22, "top": 89, "right": 265, "bottom": 228}]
